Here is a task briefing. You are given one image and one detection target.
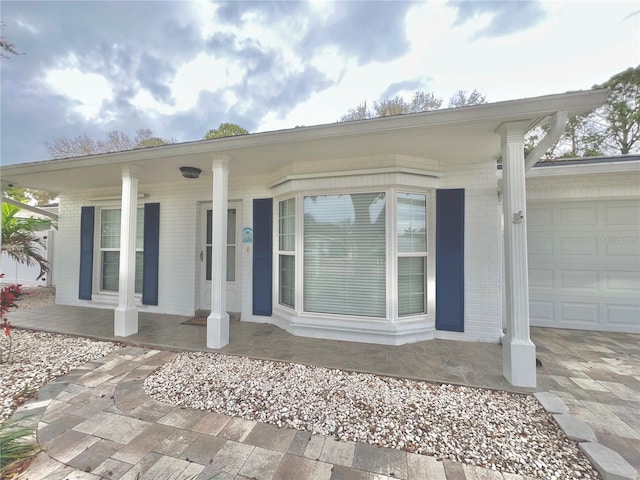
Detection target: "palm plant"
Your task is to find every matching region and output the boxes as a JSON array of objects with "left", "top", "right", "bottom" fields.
[
  {"left": 0, "top": 417, "right": 40, "bottom": 476},
  {"left": 1, "top": 203, "right": 51, "bottom": 279}
]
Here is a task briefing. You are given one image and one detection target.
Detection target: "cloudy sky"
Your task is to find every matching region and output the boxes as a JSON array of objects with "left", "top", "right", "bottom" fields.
[{"left": 1, "top": 1, "right": 638, "bottom": 165}]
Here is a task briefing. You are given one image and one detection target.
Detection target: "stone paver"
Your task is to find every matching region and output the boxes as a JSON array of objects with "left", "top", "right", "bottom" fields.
[
  {"left": 533, "top": 391, "right": 570, "bottom": 414},
  {"left": 580, "top": 442, "right": 638, "bottom": 480},
  {"left": 210, "top": 440, "right": 255, "bottom": 475},
  {"left": 274, "top": 454, "right": 333, "bottom": 479},
  {"left": 352, "top": 442, "right": 408, "bottom": 478},
  {"left": 553, "top": 413, "right": 598, "bottom": 442},
  {"left": 4, "top": 313, "right": 637, "bottom": 480},
  {"left": 320, "top": 438, "right": 357, "bottom": 467},
  {"left": 238, "top": 446, "right": 284, "bottom": 480}
]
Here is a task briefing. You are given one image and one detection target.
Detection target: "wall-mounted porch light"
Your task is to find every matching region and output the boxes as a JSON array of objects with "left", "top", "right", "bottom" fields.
[{"left": 180, "top": 166, "right": 202, "bottom": 179}]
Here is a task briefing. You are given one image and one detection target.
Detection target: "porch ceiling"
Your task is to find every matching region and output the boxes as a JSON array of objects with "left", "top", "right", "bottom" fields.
[{"left": 1, "top": 89, "right": 608, "bottom": 192}]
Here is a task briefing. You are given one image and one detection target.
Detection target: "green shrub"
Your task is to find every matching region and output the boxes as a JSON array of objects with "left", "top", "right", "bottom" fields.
[{"left": 0, "top": 417, "right": 40, "bottom": 476}]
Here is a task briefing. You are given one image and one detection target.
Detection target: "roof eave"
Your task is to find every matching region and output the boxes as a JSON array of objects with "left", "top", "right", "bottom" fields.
[{"left": 2, "top": 88, "right": 609, "bottom": 176}]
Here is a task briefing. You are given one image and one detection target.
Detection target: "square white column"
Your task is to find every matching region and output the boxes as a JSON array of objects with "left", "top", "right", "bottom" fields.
[
  {"left": 207, "top": 155, "right": 230, "bottom": 348},
  {"left": 115, "top": 167, "right": 140, "bottom": 337},
  {"left": 497, "top": 122, "right": 536, "bottom": 388}
]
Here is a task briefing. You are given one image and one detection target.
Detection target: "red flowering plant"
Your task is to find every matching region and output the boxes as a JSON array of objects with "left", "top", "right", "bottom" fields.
[{"left": 1, "top": 274, "right": 23, "bottom": 363}]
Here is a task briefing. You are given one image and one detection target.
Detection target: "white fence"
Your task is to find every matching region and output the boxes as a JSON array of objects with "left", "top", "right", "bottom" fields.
[{"left": 0, "top": 228, "right": 55, "bottom": 287}]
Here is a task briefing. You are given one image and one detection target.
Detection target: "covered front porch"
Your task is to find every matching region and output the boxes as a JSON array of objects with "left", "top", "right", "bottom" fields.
[{"left": 11, "top": 304, "right": 519, "bottom": 392}]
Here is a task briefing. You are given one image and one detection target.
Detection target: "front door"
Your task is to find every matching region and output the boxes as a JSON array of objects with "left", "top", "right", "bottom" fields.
[{"left": 199, "top": 202, "right": 242, "bottom": 313}]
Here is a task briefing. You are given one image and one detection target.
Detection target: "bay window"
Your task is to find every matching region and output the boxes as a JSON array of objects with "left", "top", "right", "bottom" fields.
[
  {"left": 278, "top": 198, "right": 295, "bottom": 308},
  {"left": 303, "top": 193, "right": 386, "bottom": 317},
  {"left": 277, "top": 189, "right": 429, "bottom": 321},
  {"left": 397, "top": 193, "right": 427, "bottom": 315}
]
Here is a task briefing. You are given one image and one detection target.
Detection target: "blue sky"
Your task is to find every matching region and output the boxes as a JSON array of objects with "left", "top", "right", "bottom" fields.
[{"left": 1, "top": 0, "right": 638, "bottom": 165}]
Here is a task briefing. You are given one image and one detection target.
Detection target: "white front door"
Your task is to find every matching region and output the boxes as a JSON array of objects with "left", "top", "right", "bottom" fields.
[{"left": 199, "top": 202, "right": 242, "bottom": 313}]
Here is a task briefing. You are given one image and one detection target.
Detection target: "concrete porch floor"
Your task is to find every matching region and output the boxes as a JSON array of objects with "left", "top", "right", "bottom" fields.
[{"left": 8, "top": 304, "right": 640, "bottom": 477}]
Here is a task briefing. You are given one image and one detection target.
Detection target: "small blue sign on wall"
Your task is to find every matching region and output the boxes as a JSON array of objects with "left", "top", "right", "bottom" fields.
[{"left": 242, "top": 227, "right": 253, "bottom": 244}]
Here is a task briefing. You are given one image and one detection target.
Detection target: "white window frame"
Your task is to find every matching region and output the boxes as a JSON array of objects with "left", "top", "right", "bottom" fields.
[
  {"left": 396, "top": 192, "right": 428, "bottom": 317},
  {"left": 277, "top": 197, "right": 296, "bottom": 309},
  {"left": 274, "top": 187, "right": 435, "bottom": 324},
  {"left": 96, "top": 206, "right": 144, "bottom": 295}
]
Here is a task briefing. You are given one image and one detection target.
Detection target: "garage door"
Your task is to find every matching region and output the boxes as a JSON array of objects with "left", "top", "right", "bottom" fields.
[{"left": 528, "top": 199, "right": 640, "bottom": 333}]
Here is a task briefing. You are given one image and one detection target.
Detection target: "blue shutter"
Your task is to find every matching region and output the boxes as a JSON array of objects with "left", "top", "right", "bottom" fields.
[
  {"left": 79, "top": 206, "right": 95, "bottom": 300},
  {"left": 436, "top": 189, "right": 465, "bottom": 332},
  {"left": 142, "top": 203, "right": 160, "bottom": 305},
  {"left": 253, "top": 199, "right": 273, "bottom": 316}
]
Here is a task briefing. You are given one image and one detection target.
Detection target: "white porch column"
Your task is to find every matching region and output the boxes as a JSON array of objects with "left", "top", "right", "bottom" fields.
[
  {"left": 498, "top": 122, "right": 536, "bottom": 388},
  {"left": 207, "top": 155, "right": 230, "bottom": 348},
  {"left": 114, "top": 167, "right": 140, "bottom": 337}
]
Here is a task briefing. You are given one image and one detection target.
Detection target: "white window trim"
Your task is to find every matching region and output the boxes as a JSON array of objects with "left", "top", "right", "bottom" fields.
[
  {"left": 273, "top": 187, "right": 435, "bottom": 324},
  {"left": 277, "top": 196, "right": 296, "bottom": 309},
  {"left": 92, "top": 204, "right": 144, "bottom": 297}
]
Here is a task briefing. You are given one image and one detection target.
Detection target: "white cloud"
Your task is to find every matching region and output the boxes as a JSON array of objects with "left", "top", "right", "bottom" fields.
[
  {"left": 44, "top": 66, "right": 113, "bottom": 120},
  {"left": 132, "top": 53, "right": 246, "bottom": 116}
]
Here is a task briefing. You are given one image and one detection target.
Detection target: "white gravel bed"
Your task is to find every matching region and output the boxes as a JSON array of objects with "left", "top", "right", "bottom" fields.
[
  {"left": 13, "top": 286, "right": 56, "bottom": 311},
  {"left": 145, "top": 352, "right": 598, "bottom": 480},
  {"left": 0, "top": 329, "right": 121, "bottom": 421}
]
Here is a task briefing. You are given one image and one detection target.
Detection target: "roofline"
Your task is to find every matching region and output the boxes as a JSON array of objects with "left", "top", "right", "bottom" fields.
[
  {"left": 496, "top": 155, "right": 640, "bottom": 179},
  {"left": 532, "top": 154, "right": 640, "bottom": 167},
  {"left": 2, "top": 89, "right": 609, "bottom": 175}
]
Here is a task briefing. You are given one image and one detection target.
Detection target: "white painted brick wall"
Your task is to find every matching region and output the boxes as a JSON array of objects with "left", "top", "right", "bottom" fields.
[
  {"left": 55, "top": 177, "right": 273, "bottom": 317},
  {"left": 53, "top": 155, "right": 504, "bottom": 343},
  {"left": 526, "top": 171, "right": 640, "bottom": 201},
  {"left": 439, "top": 159, "right": 504, "bottom": 343}
]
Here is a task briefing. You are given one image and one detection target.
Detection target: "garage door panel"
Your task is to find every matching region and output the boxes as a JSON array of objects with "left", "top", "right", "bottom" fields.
[
  {"left": 603, "top": 204, "right": 640, "bottom": 225},
  {"left": 529, "top": 268, "right": 554, "bottom": 288},
  {"left": 604, "top": 304, "right": 640, "bottom": 331},
  {"left": 559, "top": 302, "right": 599, "bottom": 324},
  {"left": 604, "top": 270, "right": 640, "bottom": 293},
  {"left": 559, "top": 269, "right": 598, "bottom": 291},
  {"left": 559, "top": 237, "right": 598, "bottom": 257},
  {"left": 558, "top": 205, "right": 598, "bottom": 225},
  {"left": 602, "top": 235, "right": 640, "bottom": 256},
  {"left": 528, "top": 199, "right": 639, "bottom": 333},
  {"left": 528, "top": 206, "right": 553, "bottom": 227},
  {"left": 528, "top": 237, "right": 553, "bottom": 256},
  {"left": 530, "top": 300, "right": 554, "bottom": 325}
]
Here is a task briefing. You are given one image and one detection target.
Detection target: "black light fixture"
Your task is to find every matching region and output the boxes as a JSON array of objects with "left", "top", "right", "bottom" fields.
[{"left": 180, "top": 166, "right": 202, "bottom": 179}]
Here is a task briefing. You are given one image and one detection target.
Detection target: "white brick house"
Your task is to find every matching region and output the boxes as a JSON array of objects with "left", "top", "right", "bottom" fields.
[{"left": 0, "top": 90, "right": 613, "bottom": 387}]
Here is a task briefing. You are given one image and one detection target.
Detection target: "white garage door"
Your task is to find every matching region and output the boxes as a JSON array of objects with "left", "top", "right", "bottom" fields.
[{"left": 528, "top": 199, "right": 640, "bottom": 333}]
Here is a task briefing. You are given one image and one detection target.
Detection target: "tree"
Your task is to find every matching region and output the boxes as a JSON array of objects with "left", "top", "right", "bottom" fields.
[
  {"left": 597, "top": 66, "right": 640, "bottom": 154},
  {"left": 46, "top": 128, "right": 169, "bottom": 158},
  {"left": 448, "top": 89, "right": 487, "bottom": 108},
  {"left": 409, "top": 91, "right": 443, "bottom": 112},
  {"left": 339, "top": 89, "right": 484, "bottom": 122},
  {"left": 340, "top": 102, "right": 372, "bottom": 122},
  {"left": 136, "top": 137, "right": 167, "bottom": 148},
  {"left": 1, "top": 204, "right": 51, "bottom": 280},
  {"left": 0, "top": 22, "right": 21, "bottom": 59},
  {"left": 204, "top": 123, "right": 249, "bottom": 140},
  {"left": 530, "top": 66, "right": 639, "bottom": 160},
  {"left": 374, "top": 96, "right": 409, "bottom": 117},
  {"left": 554, "top": 114, "right": 606, "bottom": 158},
  {"left": 3, "top": 188, "right": 58, "bottom": 206}
]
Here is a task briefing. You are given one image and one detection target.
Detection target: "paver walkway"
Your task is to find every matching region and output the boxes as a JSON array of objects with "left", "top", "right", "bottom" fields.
[
  {"left": 14, "top": 346, "right": 538, "bottom": 480},
  {"left": 8, "top": 305, "right": 640, "bottom": 478}
]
